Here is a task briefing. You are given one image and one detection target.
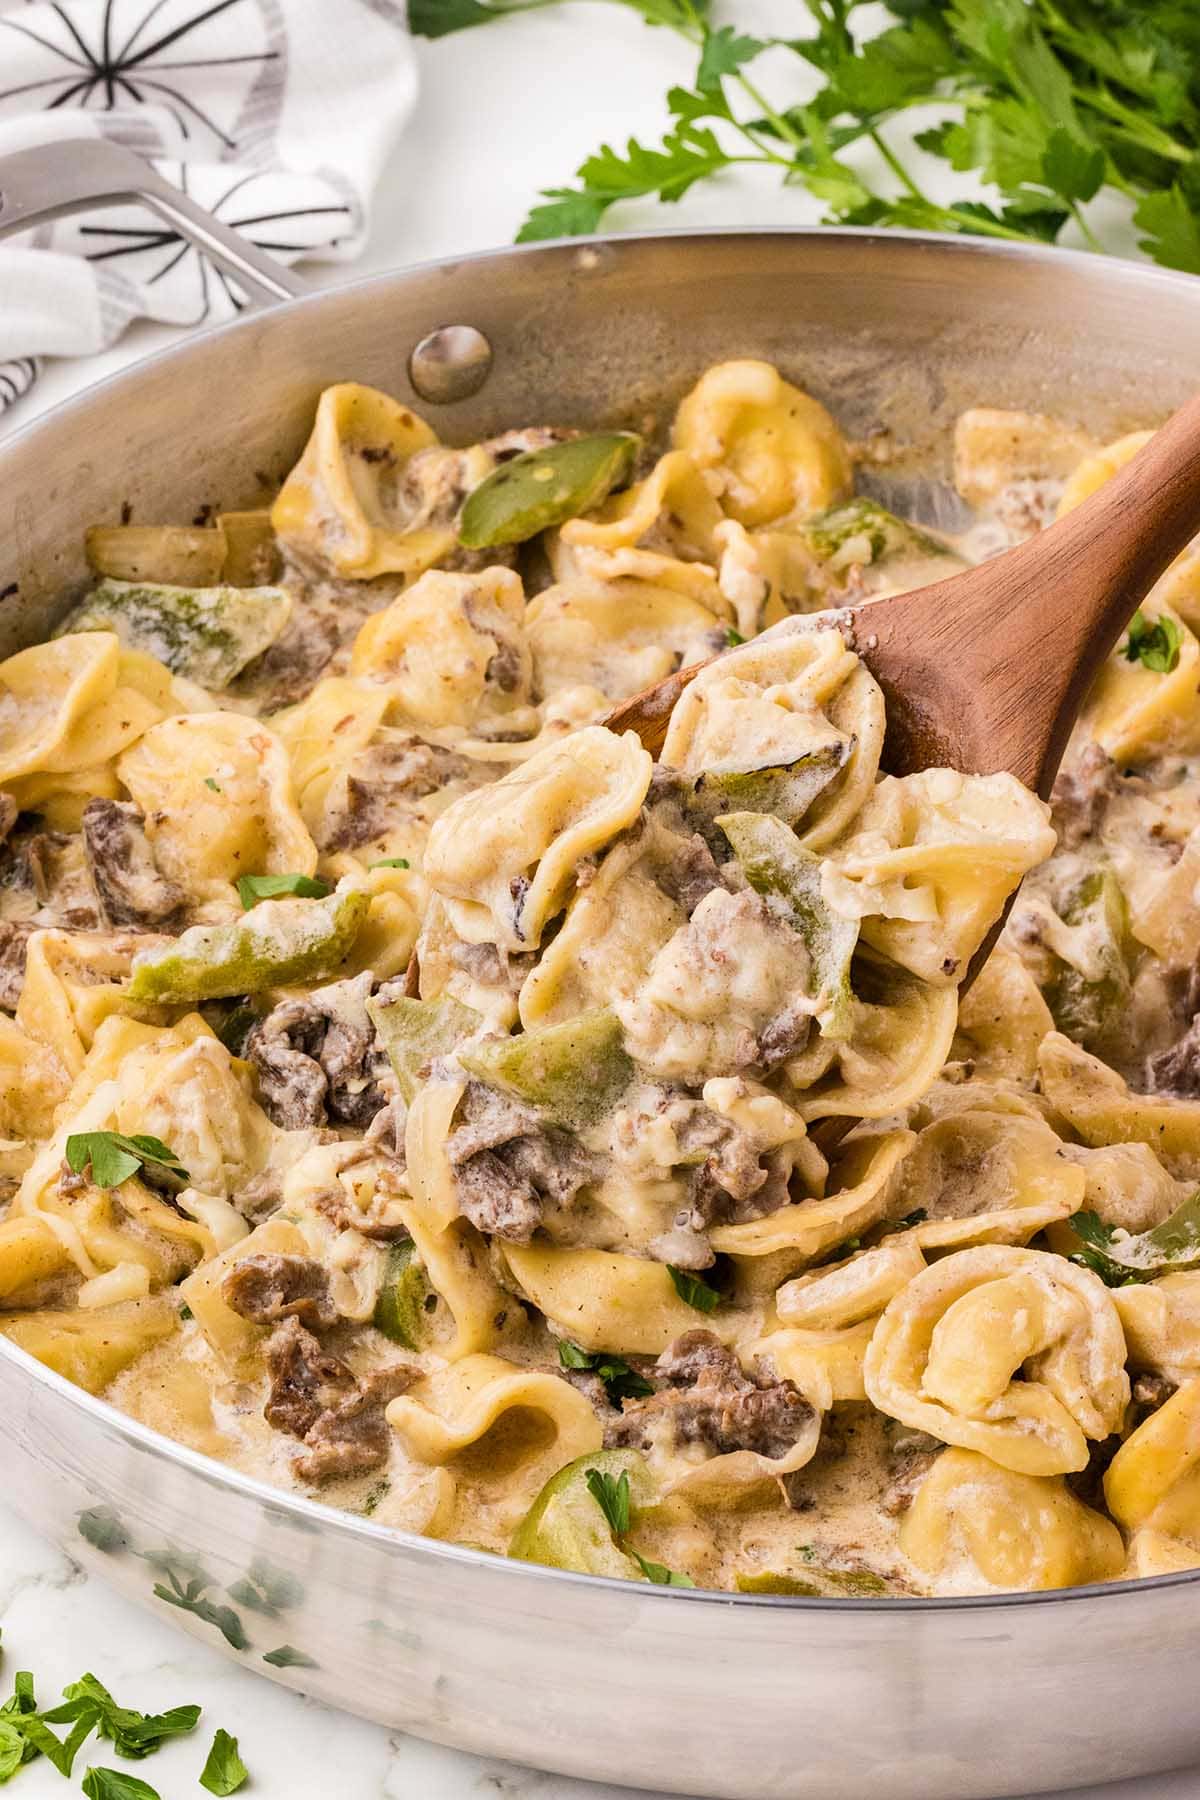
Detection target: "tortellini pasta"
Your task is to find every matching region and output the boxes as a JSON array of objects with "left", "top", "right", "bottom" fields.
[
  {"left": 3, "top": 367, "right": 1195, "bottom": 1602},
  {"left": 864, "top": 1246, "right": 1129, "bottom": 1476}
]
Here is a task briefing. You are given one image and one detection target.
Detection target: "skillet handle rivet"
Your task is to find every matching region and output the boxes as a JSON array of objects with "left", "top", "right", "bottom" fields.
[{"left": 408, "top": 325, "right": 493, "bottom": 405}]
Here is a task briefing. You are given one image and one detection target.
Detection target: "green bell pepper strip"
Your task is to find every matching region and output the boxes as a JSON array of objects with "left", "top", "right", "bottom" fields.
[
  {"left": 366, "top": 993, "right": 481, "bottom": 1104},
  {"left": 457, "top": 1007, "right": 633, "bottom": 1130},
  {"left": 62, "top": 578, "right": 291, "bottom": 689},
  {"left": 509, "top": 1449, "right": 656, "bottom": 1578},
  {"left": 127, "top": 889, "right": 367, "bottom": 1003},
  {"left": 458, "top": 433, "right": 641, "bottom": 549},
  {"left": 718, "top": 810, "right": 858, "bottom": 1040}
]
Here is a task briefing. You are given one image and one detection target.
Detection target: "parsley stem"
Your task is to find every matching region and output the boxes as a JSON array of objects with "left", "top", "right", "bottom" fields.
[
  {"left": 869, "top": 127, "right": 925, "bottom": 202},
  {"left": 734, "top": 71, "right": 806, "bottom": 157},
  {"left": 1068, "top": 201, "right": 1104, "bottom": 255}
]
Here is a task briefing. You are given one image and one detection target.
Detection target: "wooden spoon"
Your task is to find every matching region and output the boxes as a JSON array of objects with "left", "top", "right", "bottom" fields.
[{"left": 604, "top": 394, "right": 1200, "bottom": 797}]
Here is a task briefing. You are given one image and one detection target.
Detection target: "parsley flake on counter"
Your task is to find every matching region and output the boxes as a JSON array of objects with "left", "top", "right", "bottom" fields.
[
  {"left": 558, "top": 1340, "right": 654, "bottom": 1403},
  {"left": 64, "top": 1132, "right": 188, "bottom": 1193},
  {"left": 667, "top": 1264, "right": 720, "bottom": 1313},
  {"left": 199, "top": 1728, "right": 249, "bottom": 1796},
  {"left": 1123, "top": 609, "right": 1182, "bottom": 673},
  {"left": 81, "top": 1770, "right": 161, "bottom": 1800},
  {"left": 236, "top": 872, "right": 330, "bottom": 908}
]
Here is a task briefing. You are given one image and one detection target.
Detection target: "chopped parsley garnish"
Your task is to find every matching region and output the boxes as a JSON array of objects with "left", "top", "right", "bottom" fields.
[
  {"left": 1070, "top": 1194, "right": 1200, "bottom": 1286},
  {"left": 64, "top": 1132, "right": 188, "bottom": 1193},
  {"left": 584, "top": 1467, "right": 693, "bottom": 1587},
  {"left": 81, "top": 1771, "right": 161, "bottom": 1800},
  {"left": 0, "top": 1654, "right": 206, "bottom": 1789},
  {"left": 369, "top": 856, "right": 411, "bottom": 870},
  {"left": 667, "top": 1265, "right": 720, "bottom": 1313},
  {"left": 558, "top": 1340, "right": 653, "bottom": 1404},
  {"left": 55, "top": 1674, "right": 199, "bottom": 1759},
  {"left": 725, "top": 627, "right": 746, "bottom": 646},
  {"left": 1123, "top": 609, "right": 1182, "bottom": 673},
  {"left": 236, "top": 871, "right": 330, "bottom": 908},
  {"left": 585, "top": 1468, "right": 631, "bottom": 1537},
  {"left": 203, "top": 777, "right": 222, "bottom": 793},
  {"left": 200, "top": 1728, "right": 248, "bottom": 1795},
  {"left": 629, "top": 1551, "right": 696, "bottom": 1588}
]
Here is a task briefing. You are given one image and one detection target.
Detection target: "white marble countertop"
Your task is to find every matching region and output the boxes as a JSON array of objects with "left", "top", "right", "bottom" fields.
[{"left": 1, "top": 6, "right": 1198, "bottom": 1796}]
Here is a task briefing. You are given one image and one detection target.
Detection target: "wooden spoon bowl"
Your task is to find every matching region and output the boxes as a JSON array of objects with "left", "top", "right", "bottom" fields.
[{"left": 606, "top": 390, "right": 1200, "bottom": 796}]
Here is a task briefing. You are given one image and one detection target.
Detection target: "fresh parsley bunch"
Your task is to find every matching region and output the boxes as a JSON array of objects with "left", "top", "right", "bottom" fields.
[{"left": 413, "top": 0, "right": 1200, "bottom": 270}]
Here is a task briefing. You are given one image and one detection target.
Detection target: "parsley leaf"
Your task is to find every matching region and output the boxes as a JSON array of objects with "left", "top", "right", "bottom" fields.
[
  {"left": 668, "top": 1265, "right": 721, "bottom": 1313},
  {"left": 50, "top": 1675, "right": 200, "bottom": 1759},
  {"left": 81, "top": 1771, "right": 161, "bottom": 1800},
  {"left": 1135, "top": 185, "right": 1200, "bottom": 273},
  {"left": 725, "top": 627, "right": 746, "bottom": 646},
  {"left": 697, "top": 25, "right": 765, "bottom": 93},
  {"left": 64, "top": 1132, "right": 188, "bottom": 1193},
  {"left": 585, "top": 1467, "right": 631, "bottom": 1537},
  {"left": 200, "top": 1728, "right": 248, "bottom": 1796},
  {"left": 629, "top": 1551, "right": 697, "bottom": 1587},
  {"left": 204, "top": 777, "right": 222, "bottom": 793},
  {"left": 1070, "top": 1193, "right": 1200, "bottom": 1285},
  {"left": 558, "top": 1340, "right": 654, "bottom": 1403},
  {"left": 369, "top": 856, "right": 411, "bottom": 870},
  {"left": 236, "top": 872, "right": 330, "bottom": 908},
  {"left": 516, "top": 121, "right": 733, "bottom": 242},
  {"left": 1123, "top": 608, "right": 1182, "bottom": 672},
  {"left": 585, "top": 1466, "right": 695, "bottom": 1585}
]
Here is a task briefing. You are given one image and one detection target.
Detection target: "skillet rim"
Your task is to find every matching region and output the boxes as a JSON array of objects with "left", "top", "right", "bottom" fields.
[{"left": 4, "top": 220, "right": 1199, "bottom": 1611}]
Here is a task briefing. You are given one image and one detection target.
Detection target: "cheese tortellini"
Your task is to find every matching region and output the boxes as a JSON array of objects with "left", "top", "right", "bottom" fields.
[{"left": 3, "top": 365, "right": 1198, "bottom": 1602}]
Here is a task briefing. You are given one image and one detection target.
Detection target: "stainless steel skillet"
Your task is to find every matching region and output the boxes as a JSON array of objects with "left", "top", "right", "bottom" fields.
[{"left": 1, "top": 137, "right": 1199, "bottom": 1800}]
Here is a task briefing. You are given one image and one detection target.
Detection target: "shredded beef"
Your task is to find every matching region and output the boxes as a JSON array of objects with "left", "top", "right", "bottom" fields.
[
  {"left": 756, "top": 1000, "right": 813, "bottom": 1069},
  {"left": 651, "top": 829, "right": 725, "bottom": 915},
  {"left": 1147, "top": 1015, "right": 1200, "bottom": 1098},
  {"left": 264, "top": 1317, "right": 357, "bottom": 1438},
  {"left": 238, "top": 608, "right": 340, "bottom": 708},
  {"left": 246, "top": 974, "right": 388, "bottom": 1129},
  {"left": 320, "top": 737, "right": 472, "bottom": 852},
  {"left": 262, "top": 1317, "right": 415, "bottom": 1481},
  {"left": 81, "top": 798, "right": 185, "bottom": 928},
  {"left": 1133, "top": 1371, "right": 1178, "bottom": 1413},
  {"left": 294, "top": 1363, "right": 416, "bottom": 1482},
  {"left": 1050, "top": 744, "right": 1119, "bottom": 851},
  {"left": 446, "top": 1081, "right": 596, "bottom": 1241},
  {"left": 880, "top": 1430, "right": 943, "bottom": 1517},
  {"left": 222, "top": 1253, "right": 338, "bottom": 1329},
  {"left": 605, "top": 1329, "right": 813, "bottom": 1461},
  {"left": 0, "top": 918, "right": 35, "bottom": 1010}
]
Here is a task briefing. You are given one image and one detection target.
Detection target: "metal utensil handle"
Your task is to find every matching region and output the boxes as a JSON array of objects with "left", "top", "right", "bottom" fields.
[{"left": 0, "top": 136, "right": 306, "bottom": 307}]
